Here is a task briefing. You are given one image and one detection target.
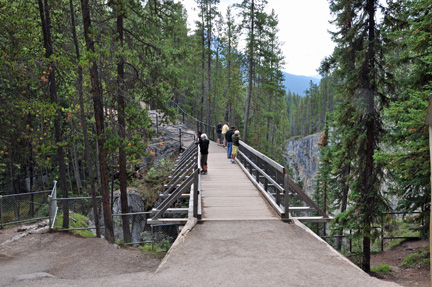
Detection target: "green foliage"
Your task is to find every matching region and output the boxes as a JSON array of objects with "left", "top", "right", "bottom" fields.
[
  {"left": 138, "top": 244, "right": 168, "bottom": 259},
  {"left": 286, "top": 77, "right": 336, "bottom": 138},
  {"left": 371, "top": 264, "right": 392, "bottom": 274},
  {"left": 376, "top": 0, "right": 432, "bottom": 236},
  {"left": 401, "top": 247, "right": 430, "bottom": 268},
  {"left": 54, "top": 213, "right": 95, "bottom": 238},
  {"left": 131, "top": 157, "right": 176, "bottom": 209}
]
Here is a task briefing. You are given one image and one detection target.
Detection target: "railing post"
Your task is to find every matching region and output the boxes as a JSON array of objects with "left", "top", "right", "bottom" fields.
[
  {"left": 255, "top": 154, "right": 260, "bottom": 183},
  {"left": 381, "top": 213, "right": 384, "bottom": 252},
  {"left": 193, "top": 169, "right": 199, "bottom": 218},
  {"left": 283, "top": 174, "right": 290, "bottom": 219},
  {"left": 179, "top": 128, "right": 182, "bottom": 152},
  {"left": 49, "top": 180, "right": 58, "bottom": 229},
  {"left": 276, "top": 172, "right": 281, "bottom": 205}
]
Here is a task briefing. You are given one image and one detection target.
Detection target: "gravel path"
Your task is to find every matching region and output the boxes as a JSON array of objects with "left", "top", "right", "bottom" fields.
[{"left": 1, "top": 220, "right": 401, "bottom": 287}]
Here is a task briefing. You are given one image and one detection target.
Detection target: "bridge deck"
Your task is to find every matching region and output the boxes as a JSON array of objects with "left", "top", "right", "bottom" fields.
[{"left": 200, "top": 141, "right": 278, "bottom": 220}]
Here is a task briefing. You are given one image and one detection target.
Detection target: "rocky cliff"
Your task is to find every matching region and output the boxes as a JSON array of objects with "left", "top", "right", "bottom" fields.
[{"left": 284, "top": 132, "right": 322, "bottom": 197}]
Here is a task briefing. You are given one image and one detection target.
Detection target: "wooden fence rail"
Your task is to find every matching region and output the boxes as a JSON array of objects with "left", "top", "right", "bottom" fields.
[{"left": 148, "top": 142, "right": 200, "bottom": 224}]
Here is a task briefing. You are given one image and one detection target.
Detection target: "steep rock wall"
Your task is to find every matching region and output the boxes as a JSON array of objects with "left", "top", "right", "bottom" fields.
[{"left": 284, "top": 132, "right": 322, "bottom": 196}]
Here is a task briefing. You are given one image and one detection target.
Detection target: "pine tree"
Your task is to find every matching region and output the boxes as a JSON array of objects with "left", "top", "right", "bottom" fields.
[
  {"left": 377, "top": 0, "right": 432, "bottom": 236},
  {"left": 323, "top": 0, "right": 389, "bottom": 272}
]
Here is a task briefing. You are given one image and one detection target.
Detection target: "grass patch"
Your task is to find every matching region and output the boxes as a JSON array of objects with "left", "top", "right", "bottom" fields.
[
  {"left": 401, "top": 247, "right": 430, "bottom": 268},
  {"left": 138, "top": 243, "right": 167, "bottom": 259},
  {"left": 371, "top": 264, "right": 392, "bottom": 274},
  {"left": 54, "top": 212, "right": 95, "bottom": 238}
]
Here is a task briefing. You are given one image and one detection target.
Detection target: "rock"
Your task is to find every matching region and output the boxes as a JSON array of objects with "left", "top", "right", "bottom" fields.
[
  {"left": 284, "top": 133, "right": 322, "bottom": 197},
  {"left": 111, "top": 189, "right": 147, "bottom": 243},
  {"left": 13, "top": 272, "right": 55, "bottom": 281}
]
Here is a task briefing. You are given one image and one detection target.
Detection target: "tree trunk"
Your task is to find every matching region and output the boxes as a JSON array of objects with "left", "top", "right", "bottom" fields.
[
  {"left": 81, "top": 0, "right": 115, "bottom": 243},
  {"left": 243, "top": 0, "right": 254, "bottom": 142},
  {"left": 337, "top": 165, "right": 350, "bottom": 250},
  {"left": 114, "top": 0, "right": 132, "bottom": 244},
  {"left": 38, "top": 0, "right": 69, "bottom": 229},
  {"left": 69, "top": 0, "right": 100, "bottom": 237},
  {"left": 200, "top": 10, "right": 205, "bottom": 130},
  {"left": 206, "top": 2, "right": 212, "bottom": 131},
  {"left": 361, "top": 0, "right": 377, "bottom": 273},
  {"left": 71, "top": 119, "right": 82, "bottom": 195}
]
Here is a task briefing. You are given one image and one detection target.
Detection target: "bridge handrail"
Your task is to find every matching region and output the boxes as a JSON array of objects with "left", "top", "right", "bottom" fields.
[
  {"left": 151, "top": 142, "right": 200, "bottom": 221},
  {"left": 239, "top": 141, "right": 285, "bottom": 173},
  {"left": 237, "top": 141, "right": 331, "bottom": 221}
]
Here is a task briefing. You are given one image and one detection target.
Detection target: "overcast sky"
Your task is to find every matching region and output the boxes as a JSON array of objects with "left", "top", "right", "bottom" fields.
[{"left": 178, "top": 0, "right": 336, "bottom": 77}]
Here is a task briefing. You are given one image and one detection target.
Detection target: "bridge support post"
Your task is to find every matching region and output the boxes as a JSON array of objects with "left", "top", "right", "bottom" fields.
[
  {"left": 283, "top": 174, "right": 290, "bottom": 219},
  {"left": 193, "top": 169, "right": 199, "bottom": 218}
]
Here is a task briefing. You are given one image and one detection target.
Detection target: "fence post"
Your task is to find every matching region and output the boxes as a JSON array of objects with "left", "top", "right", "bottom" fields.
[
  {"left": 156, "top": 114, "right": 159, "bottom": 134},
  {"left": 283, "top": 174, "right": 290, "bottom": 219},
  {"left": 276, "top": 172, "right": 281, "bottom": 205},
  {"left": 179, "top": 128, "right": 182, "bottom": 152},
  {"left": 49, "top": 181, "right": 58, "bottom": 229},
  {"left": 255, "top": 154, "right": 260, "bottom": 183},
  {"left": 381, "top": 214, "right": 384, "bottom": 252},
  {"left": 193, "top": 169, "right": 199, "bottom": 218}
]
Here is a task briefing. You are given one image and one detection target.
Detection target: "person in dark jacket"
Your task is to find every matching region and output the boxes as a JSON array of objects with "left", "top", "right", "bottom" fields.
[
  {"left": 199, "top": 133, "right": 210, "bottom": 175},
  {"left": 216, "top": 121, "right": 223, "bottom": 146},
  {"left": 231, "top": 130, "right": 240, "bottom": 164},
  {"left": 225, "top": 126, "right": 235, "bottom": 159}
]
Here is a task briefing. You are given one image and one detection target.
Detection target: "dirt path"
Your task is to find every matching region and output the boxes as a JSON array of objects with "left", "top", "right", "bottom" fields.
[
  {"left": 371, "top": 239, "right": 430, "bottom": 287},
  {"left": 1, "top": 220, "right": 402, "bottom": 287},
  {"left": 0, "top": 221, "right": 160, "bottom": 286}
]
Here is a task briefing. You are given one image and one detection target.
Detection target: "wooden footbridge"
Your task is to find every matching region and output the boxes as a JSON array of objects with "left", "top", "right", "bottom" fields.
[{"left": 148, "top": 139, "right": 332, "bottom": 225}]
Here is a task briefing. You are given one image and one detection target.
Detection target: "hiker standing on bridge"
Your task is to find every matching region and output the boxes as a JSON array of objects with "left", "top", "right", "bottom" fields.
[
  {"left": 221, "top": 122, "right": 229, "bottom": 147},
  {"left": 216, "top": 121, "right": 223, "bottom": 146},
  {"left": 231, "top": 130, "right": 240, "bottom": 164},
  {"left": 225, "top": 126, "right": 235, "bottom": 159},
  {"left": 199, "top": 133, "right": 209, "bottom": 175}
]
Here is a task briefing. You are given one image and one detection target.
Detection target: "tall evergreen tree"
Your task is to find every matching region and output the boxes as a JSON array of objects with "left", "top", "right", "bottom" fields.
[
  {"left": 377, "top": 0, "right": 432, "bottom": 235},
  {"left": 37, "top": 0, "right": 70, "bottom": 229},
  {"left": 322, "top": 0, "right": 389, "bottom": 272},
  {"left": 236, "top": 0, "right": 268, "bottom": 142}
]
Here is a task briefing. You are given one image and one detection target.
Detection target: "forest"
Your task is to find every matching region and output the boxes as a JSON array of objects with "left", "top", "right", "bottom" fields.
[{"left": 0, "top": 0, "right": 431, "bottom": 273}]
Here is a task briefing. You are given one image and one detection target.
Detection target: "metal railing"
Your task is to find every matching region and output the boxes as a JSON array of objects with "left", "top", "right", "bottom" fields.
[
  {"left": 48, "top": 181, "right": 58, "bottom": 229},
  {"left": 236, "top": 140, "right": 332, "bottom": 222}
]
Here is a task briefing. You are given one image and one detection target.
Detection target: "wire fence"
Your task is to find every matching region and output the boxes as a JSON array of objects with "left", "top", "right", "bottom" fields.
[
  {"left": 1, "top": 190, "right": 178, "bottom": 250},
  {"left": 320, "top": 211, "right": 422, "bottom": 262},
  {"left": 0, "top": 190, "right": 51, "bottom": 228}
]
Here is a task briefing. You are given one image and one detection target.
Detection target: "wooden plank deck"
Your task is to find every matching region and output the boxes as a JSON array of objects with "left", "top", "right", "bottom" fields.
[{"left": 200, "top": 141, "right": 278, "bottom": 220}]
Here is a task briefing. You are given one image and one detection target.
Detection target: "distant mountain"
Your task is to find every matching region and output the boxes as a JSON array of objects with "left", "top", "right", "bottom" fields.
[{"left": 282, "top": 72, "right": 320, "bottom": 96}]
